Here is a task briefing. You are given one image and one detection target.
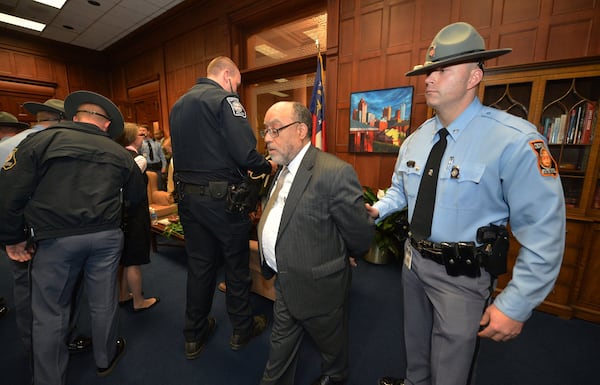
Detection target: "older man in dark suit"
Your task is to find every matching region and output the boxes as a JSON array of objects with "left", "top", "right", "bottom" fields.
[{"left": 258, "top": 101, "right": 373, "bottom": 385}]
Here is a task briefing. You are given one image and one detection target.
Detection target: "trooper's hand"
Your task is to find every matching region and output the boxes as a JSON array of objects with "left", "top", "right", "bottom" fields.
[
  {"left": 365, "top": 203, "right": 379, "bottom": 219},
  {"left": 478, "top": 303, "right": 523, "bottom": 342},
  {"left": 6, "top": 241, "right": 33, "bottom": 262}
]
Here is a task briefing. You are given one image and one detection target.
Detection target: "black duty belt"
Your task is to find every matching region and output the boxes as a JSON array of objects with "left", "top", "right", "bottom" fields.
[
  {"left": 147, "top": 163, "right": 162, "bottom": 171},
  {"left": 182, "top": 184, "right": 207, "bottom": 195},
  {"left": 410, "top": 238, "right": 445, "bottom": 264},
  {"left": 410, "top": 237, "right": 489, "bottom": 278}
]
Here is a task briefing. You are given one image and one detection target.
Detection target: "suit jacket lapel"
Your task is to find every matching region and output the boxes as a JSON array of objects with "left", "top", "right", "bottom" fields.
[{"left": 278, "top": 146, "right": 316, "bottom": 236}]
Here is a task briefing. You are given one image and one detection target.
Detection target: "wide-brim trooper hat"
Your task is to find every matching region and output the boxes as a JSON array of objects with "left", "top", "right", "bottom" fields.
[
  {"left": 0, "top": 111, "right": 29, "bottom": 130},
  {"left": 406, "top": 22, "right": 512, "bottom": 76},
  {"left": 65, "top": 90, "right": 124, "bottom": 138},
  {"left": 23, "top": 98, "right": 65, "bottom": 118}
]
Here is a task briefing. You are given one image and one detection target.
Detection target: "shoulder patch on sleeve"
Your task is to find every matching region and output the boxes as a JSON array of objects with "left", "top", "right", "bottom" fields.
[
  {"left": 226, "top": 97, "right": 247, "bottom": 118},
  {"left": 529, "top": 140, "right": 558, "bottom": 177},
  {"left": 2, "top": 148, "right": 17, "bottom": 171}
]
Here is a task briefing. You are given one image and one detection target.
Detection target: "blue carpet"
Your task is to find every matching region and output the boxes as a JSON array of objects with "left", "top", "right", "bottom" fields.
[{"left": 1, "top": 237, "right": 599, "bottom": 385}]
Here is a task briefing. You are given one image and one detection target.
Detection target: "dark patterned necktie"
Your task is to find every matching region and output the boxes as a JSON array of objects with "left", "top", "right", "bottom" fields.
[
  {"left": 411, "top": 128, "right": 449, "bottom": 241},
  {"left": 258, "top": 166, "right": 289, "bottom": 240}
]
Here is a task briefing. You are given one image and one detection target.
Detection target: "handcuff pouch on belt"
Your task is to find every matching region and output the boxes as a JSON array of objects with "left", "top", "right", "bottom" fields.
[
  {"left": 440, "top": 241, "right": 480, "bottom": 278},
  {"left": 413, "top": 224, "right": 509, "bottom": 278}
]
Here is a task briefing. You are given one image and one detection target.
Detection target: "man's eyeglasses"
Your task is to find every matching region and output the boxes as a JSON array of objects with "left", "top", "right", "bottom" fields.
[
  {"left": 76, "top": 109, "right": 111, "bottom": 121},
  {"left": 260, "top": 121, "right": 301, "bottom": 138}
]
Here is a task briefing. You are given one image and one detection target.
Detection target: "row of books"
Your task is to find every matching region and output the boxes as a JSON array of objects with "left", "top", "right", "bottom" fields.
[{"left": 540, "top": 101, "right": 598, "bottom": 144}]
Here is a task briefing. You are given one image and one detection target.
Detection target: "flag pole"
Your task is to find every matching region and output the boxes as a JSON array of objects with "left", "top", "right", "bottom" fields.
[{"left": 310, "top": 38, "right": 326, "bottom": 151}]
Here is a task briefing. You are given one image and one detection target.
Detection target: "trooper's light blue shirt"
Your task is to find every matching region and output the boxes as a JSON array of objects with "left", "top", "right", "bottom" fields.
[
  {"left": 374, "top": 98, "right": 566, "bottom": 322},
  {"left": 0, "top": 125, "right": 44, "bottom": 165}
]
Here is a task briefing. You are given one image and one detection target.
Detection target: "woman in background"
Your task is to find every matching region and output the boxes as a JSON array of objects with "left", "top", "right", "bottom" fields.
[{"left": 116, "top": 122, "right": 160, "bottom": 312}]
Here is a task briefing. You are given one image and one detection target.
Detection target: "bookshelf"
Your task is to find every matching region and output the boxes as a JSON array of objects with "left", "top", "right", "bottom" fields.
[{"left": 479, "top": 57, "right": 600, "bottom": 322}]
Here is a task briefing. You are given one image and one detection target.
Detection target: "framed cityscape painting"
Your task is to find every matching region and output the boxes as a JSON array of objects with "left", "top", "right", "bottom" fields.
[{"left": 348, "top": 86, "right": 414, "bottom": 153}]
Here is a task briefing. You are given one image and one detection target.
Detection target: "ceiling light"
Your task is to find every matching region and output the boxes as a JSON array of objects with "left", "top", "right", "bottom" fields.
[
  {"left": 274, "top": 78, "right": 289, "bottom": 83},
  {"left": 0, "top": 13, "right": 45, "bottom": 31},
  {"left": 255, "top": 44, "right": 287, "bottom": 59},
  {"left": 269, "top": 91, "right": 289, "bottom": 97},
  {"left": 33, "top": 0, "right": 67, "bottom": 9}
]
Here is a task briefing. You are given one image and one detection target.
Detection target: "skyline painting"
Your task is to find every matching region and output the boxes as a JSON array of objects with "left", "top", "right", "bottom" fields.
[{"left": 349, "top": 86, "right": 413, "bottom": 153}]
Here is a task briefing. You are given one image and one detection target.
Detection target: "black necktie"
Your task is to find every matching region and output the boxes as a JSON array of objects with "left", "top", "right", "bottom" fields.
[
  {"left": 147, "top": 141, "right": 154, "bottom": 161},
  {"left": 411, "top": 128, "right": 449, "bottom": 241}
]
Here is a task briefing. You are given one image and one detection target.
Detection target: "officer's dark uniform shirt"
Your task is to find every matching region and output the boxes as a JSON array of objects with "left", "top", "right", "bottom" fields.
[
  {"left": 169, "top": 78, "right": 271, "bottom": 185},
  {"left": 0, "top": 121, "right": 146, "bottom": 245}
]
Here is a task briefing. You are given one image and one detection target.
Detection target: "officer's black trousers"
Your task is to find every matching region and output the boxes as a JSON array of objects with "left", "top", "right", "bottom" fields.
[{"left": 179, "top": 191, "right": 254, "bottom": 343}]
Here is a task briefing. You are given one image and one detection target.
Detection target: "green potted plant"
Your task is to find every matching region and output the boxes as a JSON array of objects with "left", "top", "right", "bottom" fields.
[{"left": 363, "top": 186, "right": 409, "bottom": 264}]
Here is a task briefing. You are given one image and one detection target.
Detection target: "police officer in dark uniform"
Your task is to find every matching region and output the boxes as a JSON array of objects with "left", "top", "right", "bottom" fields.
[
  {"left": 170, "top": 56, "right": 276, "bottom": 359},
  {"left": 0, "top": 91, "right": 146, "bottom": 385}
]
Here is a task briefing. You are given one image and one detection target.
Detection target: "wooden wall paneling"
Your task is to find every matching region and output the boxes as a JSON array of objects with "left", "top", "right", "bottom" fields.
[
  {"left": 552, "top": 0, "right": 596, "bottom": 14},
  {"left": 500, "top": 0, "right": 542, "bottom": 25},
  {"left": 12, "top": 53, "right": 36, "bottom": 81},
  {"left": 110, "top": 68, "right": 129, "bottom": 102},
  {"left": 125, "top": 48, "right": 162, "bottom": 88},
  {"left": 51, "top": 61, "right": 69, "bottom": 100},
  {"left": 340, "top": 0, "right": 355, "bottom": 14},
  {"left": 572, "top": 222, "right": 600, "bottom": 323},
  {"left": 336, "top": 106, "right": 351, "bottom": 154},
  {"left": 339, "top": 17, "right": 355, "bottom": 58},
  {"left": 387, "top": 1, "right": 416, "bottom": 48},
  {"left": 415, "top": 0, "right": 452, "bottom": 45},
  {"left": 354, "top": 154, "right": 381, "bottom": 188},
  {"left": 546, "top": 16, "right": 594, "bottom": 60},
  {"left": 360, "top": 0, "right": 382, "bottom": 9},
  {"left": 384, "top": 51, "right": 413, "bottom": 88},
  {"left": 34, "top": 56, "right": 53, "bottom": 83},
  {"left": 65, "top": 63, "right": 110, "bottom": 96},
  {"left": 458, "top": 0, "right": 493, "bottom": 27},
  {"left": 0, "top": 49, "right": 13, "bottom": 76},
  {"left": 327, "top": 0, "right": 340, "bottom": 54},
  {"left": 325, "top": 54, "right": 339, "bottom": 154},
  {"left": 359, "top": 7, "right": 383, "bottom": 54},
  {"left": 496, "top": 27, "right": 538, "bottom": 66},
  {"left": 358, "top": 55, "right": 384, "bottom": 90},
  {"left": 335, "top": 61, "right": 354, "bottom": 151}
]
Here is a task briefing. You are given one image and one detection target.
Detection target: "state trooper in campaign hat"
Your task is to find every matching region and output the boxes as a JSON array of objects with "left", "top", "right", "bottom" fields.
[
  {"left": 23, "top": 99, "right": 65, "bottom": 119},
  {"left": 406, "top": 22, "right": 512, "bottom": 76},
  {"left": 65, "top": 90, "right": 124, "bottom": 139},
  {"left": 0, "top": 111, "right": 29, "bottom": 131}
]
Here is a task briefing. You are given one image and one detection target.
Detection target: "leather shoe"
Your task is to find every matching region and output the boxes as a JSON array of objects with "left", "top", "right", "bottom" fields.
[
  {"left": 378, "top": 377, "right": 405, "bottom": 385},
  {"left": 185, "top": 317, "right": 216, "bottom": 360},
  {"left": 311, "top": 375, "right": 346, "bottom": 385},
  {"left": 96, "top": 337, "right": 126, "bottom": 377},
  {"left": 229, "top": 314, "right": 268, "bottom": 351},
  {"left": 67, "top": 335, "right": 92, "bottom": 354}
]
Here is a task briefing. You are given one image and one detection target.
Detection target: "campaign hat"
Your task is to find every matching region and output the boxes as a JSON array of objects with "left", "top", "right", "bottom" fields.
[
  {"left": 0, "top": 111, "right": 29, "bottom": 130},
  {"left": 65, "top": 91, "right": 124, "bottom": 138},
  {"left": 406, "top": 22, "right": 512, "bottom": 76},
  {"left": 23, "top": 98, "right": 65, "bottom": 118}
]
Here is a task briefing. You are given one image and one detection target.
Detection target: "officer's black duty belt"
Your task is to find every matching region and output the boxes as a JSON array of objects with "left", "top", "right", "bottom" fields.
[
  {"left": 147, "top": 163, "right": 162, "bottom": 171},
  {"left": 409, "top": 238, "right": 486, "bottom": 265},
  {"left": 410, "top": 238, "right": 445, "bottom": 264},
  {"left": 181, "top": 184, "right": 207, "bottom": 195}
]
